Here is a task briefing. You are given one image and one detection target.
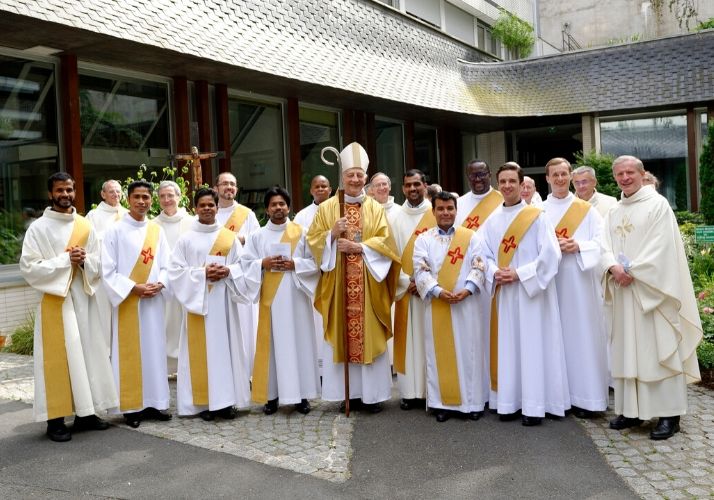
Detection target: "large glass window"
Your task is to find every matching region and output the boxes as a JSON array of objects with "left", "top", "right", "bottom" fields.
[
  {"left": 79, "top": 72, "right": 170, "bottom": 207},
  {"left": 0, "top": 55, "right": 58, "bottom": 265},
  {"left": 375, "top": 118, "right": 405, "bottom": 203},
  {"left": 405, "top": 0, "right": 441, "bottom": 28},
  {"left": 600, "top": 114, "right": 688, "bottom": 209},
  {"left": 444, "top": 2, "right": 475, "bottom": 45},
  {"left": 228, "top": 97, "right": 285, "bottom": 220},
  {"left": 299, "top": 106, "right": 340, "bottom": 209},
  {"left": 414, "top": 124, "right": 439, "bottom": 185}
]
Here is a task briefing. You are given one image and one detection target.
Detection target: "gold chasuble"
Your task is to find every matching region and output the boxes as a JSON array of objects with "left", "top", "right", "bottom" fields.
[
  {"left": 489, "top": 205, "right": 541, "bottom": 391},
  {"left": 307, "top": 195, "right": 400, "bottom": 365},
  {"left": 224, "top": 204, "right": 250, "bottom": 233},
  {"left": 42, "top": 215, "right": 91, "bottom": 419},
  {"left": 117, "top": 222, "right": 160, "bottom": 410},
  {"left": 431, "top": 226, "right": 473, "bottom": 405},
  {"left": 554, "top": 198, "right": 591, "bottom": 239},
  {"left": 251, "top": 222, "right": 303, "bottom": 403},
  {"left": 462, "top": 190, "right": 503, "bottom": 230},
  {"left": 186, "top": 227, "right": 235, "bottom": 406},
  {"left": 393, "top": 210, "right": 436, "bottom": 374}
]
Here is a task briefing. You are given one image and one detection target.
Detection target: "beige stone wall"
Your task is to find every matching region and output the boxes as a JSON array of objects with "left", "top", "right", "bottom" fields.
[{"left": 0, "top": 284, "right": 39, "bottom": 338}]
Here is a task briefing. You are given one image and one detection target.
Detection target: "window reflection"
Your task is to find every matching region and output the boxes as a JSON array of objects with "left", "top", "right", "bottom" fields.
[{"left": 299, "top": 107, "right": 340, "bottom": 209}]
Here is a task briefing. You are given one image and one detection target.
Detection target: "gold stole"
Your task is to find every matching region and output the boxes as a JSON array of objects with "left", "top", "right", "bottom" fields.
[
  {"left": 489, "top": 205, "right": 541, "bottom": 391},
  {"left": 554, "top": 198, "right": 591, "bottom": 239},
  {"left": 393, "top": 210, "right": 436, "bottom": 374},
  {"left": 251, "top": 222, "right": 302, "bottom": 403},
  {"left": 42, "top": 215, "right": 91, "bottom": 420},
  {"left": 185, "top": 227, "right": 236, "bottom": 406},
  {"left": 461, "top": 190, "right": 503, "bottom": 230},
  {"left": 431, "top": 226, "right": 472, "bottom": 406},
  {"left": 224, "top": 204, "right": 250, "bottom": 233},
  {"left": 117, "top": 222, "right": 160, "bottom": 410}
]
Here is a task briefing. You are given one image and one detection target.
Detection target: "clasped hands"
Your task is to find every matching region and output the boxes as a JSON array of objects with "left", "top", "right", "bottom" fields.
[
  {"left": 206, "top": 263, "right": 231, "bottom": 282},
  {"left": 438, "top": 289, "right": 471, "bottom": 304},
  {"left": 494, "top": 267, "right": 519, "bottom": 285},
  {"left": 331, "top": 217, "right": 362, "bottom": 254},
  {"left": 262, "top": 255, "right": 295, "bottom": 272},
  {"left": 131, "top": 282, "right": 164, "bottom": 298},
  {"left": 609, "top": 264, "right": 633, "bottom": 287},
  {"left": 67, "top": 246, "right": 86, "bottom": 266},
  {"left": 558, "top": 237, "right": 579, "bottom": 254}
]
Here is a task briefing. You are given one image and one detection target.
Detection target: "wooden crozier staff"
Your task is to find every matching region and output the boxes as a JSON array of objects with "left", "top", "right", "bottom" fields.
[{"left": 320, "top": 146, "right": 351, "bottom": 417}]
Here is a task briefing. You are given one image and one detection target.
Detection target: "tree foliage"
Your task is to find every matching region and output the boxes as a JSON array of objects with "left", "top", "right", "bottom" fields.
[
  {"left": 115, "top": 162, "right": 194, "bottom": 218},
  {"left": 699, "top": 122, "right": 714, "bottom": 224},
  {"left": 492, "top": 10, "right": 534, "bottom": 59},
  {"left": 573, "top": 150, "right": 620, "bottom": 198}
]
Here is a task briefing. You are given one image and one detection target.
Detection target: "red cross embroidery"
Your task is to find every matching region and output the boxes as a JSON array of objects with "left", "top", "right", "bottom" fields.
[
  {"left": 415, "top": 227, "right": 428, "bottom": 236},
  {"left": 215, "top": 251, "right": 222, "bottom": 256},
  {"left": 448, "top": 246, "right": 464, "bottom": 264},
  {"left": 501, "top": 236, "right": 516, "bottom": 254},
  {"left": 140, "top": 247, "right": 154, "bottom": 264},
  {"left": 228, "top": 224, "right": 235, "bottom": 232},
  {"left": 465, "top": 215, "right": 480, "bottom": 229},
  {"left": 555, "top": 228, "right": 569, "bottom": 238}
]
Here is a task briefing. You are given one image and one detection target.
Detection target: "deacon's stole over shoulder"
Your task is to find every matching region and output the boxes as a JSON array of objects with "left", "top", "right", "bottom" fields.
[
  {"left": 42, "top": 215, "right": 91, "bottom": 420},
  {"left": 224, "top": 204, "right": 250, "bottom": 233},
  {"left": 186, "top": 227, "right": 236, "bottom": 406},
  {"left": 306, "top": 195, "right": 400, "bottom": 364},
  {"left": 393, "top": 210, "right": 436, "bottom": 374},
  {"left": 252, "top": 222, "right": 302, "bottom": 403},
  {"left": 462, "top": 190, "right": 503, "bottom": 230},
  {"left": 431, "top": 226, "right": 473, "bottom": 406},
  {"left": 554, "top": 198, "right": 590, "bottom": 239},
  {"left": 489, "top": 205, "right": 541, "bottom": 391},
  {"left": 117, "top": 222, "right": 160, "bottom": 411}
]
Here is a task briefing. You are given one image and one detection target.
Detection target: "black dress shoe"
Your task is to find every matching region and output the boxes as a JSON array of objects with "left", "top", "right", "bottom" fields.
[
  {"left": 572, "top": 406, "right": 598, "bottom": 419},
  {"left": 609, "top": 414, "right": 643, "bottom": 430},
  {"left": 521, "top": 415, "right": 543, "bottom": 426},
  {"left": 545, "top": 412, "right": 562, "bottom": 421},
  {"left": 199, "top": 410, "right": 215, "bottom": 421},
  {"left": 468, "top": 411, "right": 483, "bottom": 421},
  {"left": 498, "top": 410, "right": 521, "bottom": 421},
  {"left": 46, "top": 418, "right": 71, "bottom": 442},
  {"left": 339, "top": 399, "right": 362, "bottom": 413},
  {"left": 362, "top": 402, "right": 383, "bottom": 414},
  {"left": 435, "top": 410, "right": 450, "bottom": 422},
  {"left": 124, "top": 412, "right": 142, "bottom": 428},
  {"left": 294, "top": 399, "right": 311, "bottom": 415},
  {"left": 73, "top": 414, "right": 110, "bottom": 431},
  {"left": 650, "top": 416, "right": 680, "bottom": 440},
  {"left": 217, "top": 406, "right": 237, "bottom": 420},
  {"left": 400, "top": 398, "right": 413, "bottom": 410},
  {"left": 143, "top": 407, "right": 172, "bottom": 421},
  {"left": 263, "top": 398, "right": 279, "bottom": 415}
]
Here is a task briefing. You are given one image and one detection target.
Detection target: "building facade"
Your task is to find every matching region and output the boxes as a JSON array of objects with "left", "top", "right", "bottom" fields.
[{"left": 0, "top": 0, "right": 712, "bottom": 336}]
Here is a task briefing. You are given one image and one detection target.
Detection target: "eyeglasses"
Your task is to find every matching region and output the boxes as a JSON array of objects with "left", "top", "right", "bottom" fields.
[
  {"left": 572, "top": 180, "right": 593, "bottom": 187},
  {"left": 468, "top": 172, "right": 490, "bottom": 180}
]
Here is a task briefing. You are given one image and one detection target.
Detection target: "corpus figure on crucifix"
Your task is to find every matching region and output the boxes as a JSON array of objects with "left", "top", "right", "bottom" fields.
[
  {"left": 412, "top": 191, "right": 488, "bottom": 423},
  {"left": 172, "top": 146, "right": 218, "bottom": 192},
  {"left": 306, "top": 142, "right": 400, "bottom": 415},
  {"left": 102, "top": 180, "right": 172, "bottom": 429},
  {"left": 478, "top": 162, "right": 570, "bottom": 427}
]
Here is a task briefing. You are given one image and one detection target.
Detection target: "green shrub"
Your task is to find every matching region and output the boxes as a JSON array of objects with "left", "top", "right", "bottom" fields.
[
  {"left": 573, "top": 150, "right": 620, "bottom": 198},
  {"left": 697, "top": 341, "right": 714, "bottom": 370},
  {"left": 492, "top": 10, "right": 534, "bottom": 58},
  {"left": 3, "top": 315, "right": 35, "bottom": 355},
  {"left": 699, "top": 122, "right": 714, "bottom": 224},
  {"left": 676, "top": 211, "right": 704, "bottom": 226},
  {"left": 119, "top": 163, "right": 194, "bottom": 218}
]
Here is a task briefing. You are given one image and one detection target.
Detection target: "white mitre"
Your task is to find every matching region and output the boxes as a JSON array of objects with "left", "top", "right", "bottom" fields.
[{"left": 340, "top": 142, "right": 369, "bottom": 172}]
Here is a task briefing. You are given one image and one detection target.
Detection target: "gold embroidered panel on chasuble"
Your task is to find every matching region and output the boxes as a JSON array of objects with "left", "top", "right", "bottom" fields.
[{"left": 345, "top": 202, "right": 365, "bottom": 363}]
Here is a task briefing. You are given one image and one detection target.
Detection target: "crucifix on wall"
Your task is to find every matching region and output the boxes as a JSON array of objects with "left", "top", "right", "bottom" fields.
[{"left": 170, "top": 146, "right": 220, "bottom": 191}]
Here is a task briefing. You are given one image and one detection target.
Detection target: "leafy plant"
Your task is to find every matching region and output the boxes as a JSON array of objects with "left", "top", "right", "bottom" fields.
[
  {"left": 492, "top": 10, "right": 534, "bottom": 59},
  {"left": 119, "top": 162, "right": 194, "bottom": 218},
  {"left": 697, "top": 341, "right": 714, "bottom": 369},
  {"left": 699, "top": 122, "right": 714, "bottom": 224},
  {"left": 573, "top": 150, "right": 620, "bottom": 198},
  {"left": 3, "top": 314, "right": 35, "bottom": 355},
  {"left": 0, "top": 210, "right": 23, "bottom": 265},
  {"left": 695, "top": 18, "right": 714, "bottom": 31}
]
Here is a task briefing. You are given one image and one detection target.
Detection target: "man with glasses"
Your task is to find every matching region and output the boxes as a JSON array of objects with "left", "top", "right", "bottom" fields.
[
  {"left": 572, "top": 166, "right": 618, "bottom": 218},
  {"left": 214, "top": 172, "right": 260, "bottom": 374}
]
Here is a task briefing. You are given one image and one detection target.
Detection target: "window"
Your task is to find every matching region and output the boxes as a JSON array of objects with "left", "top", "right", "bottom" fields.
[
  {"left": 414, "top": 124, "right": 439, "bottom": 185},
  {"left": 299, "top": 106, "right": 340, "bottom": 209},
  {"left": 375, "top": 0, "right": 399, "bottom": 7},
  {"left": 444, "top": 2, "right": 475, "bottom": 45},
  {"left": 0, "top": 54, "right": 59, "bottom": 266},
  {"left": 228, "top": 97, "right": 286, "bottom": 220},
  {"left": 405, "top": 0, "right": 441, "bottom": 28},
  {"left": 79, "top": 72, "right": 170, "bottom": 207},
  {"left": 375, "top": 118, "right": 406, "bottom": 203},
  {"left": 600, "top": 114, "right": 689, "bottom": 209}
]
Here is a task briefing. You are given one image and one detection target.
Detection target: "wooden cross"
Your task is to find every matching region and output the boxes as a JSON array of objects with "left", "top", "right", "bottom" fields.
[{"left": 170, "top": 146, "right": 219, "bottom": 191}]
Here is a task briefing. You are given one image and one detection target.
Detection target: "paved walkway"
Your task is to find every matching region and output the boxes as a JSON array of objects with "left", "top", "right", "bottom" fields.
[{"left": 2, "top": 351, "right": 712, "bottom": 498}]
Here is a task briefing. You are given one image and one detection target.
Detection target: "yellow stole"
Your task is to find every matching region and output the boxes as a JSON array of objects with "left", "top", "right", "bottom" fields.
[
  {"left": 431, "top": 226, "right": 472, "bottom": 406},
  {"left": 393, "top": 210, "right": 436, "bottom": 374},
  {"left": 185, "top": 227, "right": 236, "bottom": 406},
  {"left": 224, "top": 204, "right": 250, "bottom": 233},
  {"left": 42, "top": 215, "right": 91, "bottom": 420},
  {"left": 554, "top": 198, "right": 591, "bottom": 239},
  {"left": 461, "top": 190, "right": 503, "bottom": 230},
  {"left": 251, "top": 222, "right": 303, "bottom": 403},
  {"left": 117, "top": 222, "right": 160, "bottom": 411},
  {"left": 489, "top": 205, "right": 541, "bottom": 391}
]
